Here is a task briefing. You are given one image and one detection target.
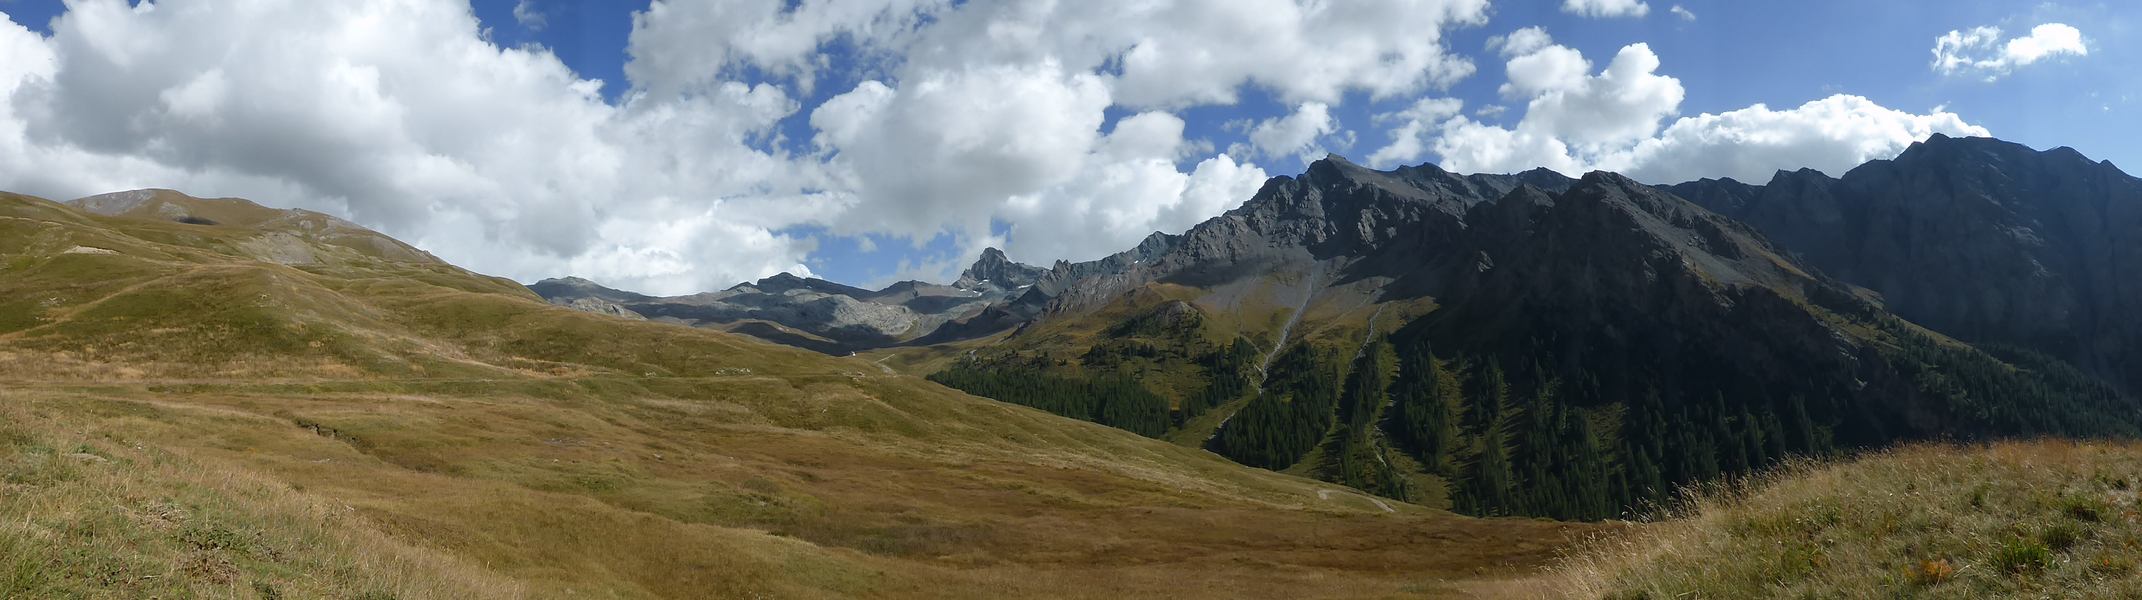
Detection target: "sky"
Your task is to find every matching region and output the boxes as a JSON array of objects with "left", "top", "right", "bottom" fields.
[{"left": 0, "top": 0, "right": 2132, "bottom": 294}]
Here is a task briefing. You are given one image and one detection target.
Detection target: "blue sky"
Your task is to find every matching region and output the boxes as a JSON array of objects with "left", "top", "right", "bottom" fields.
[{"left": 0, "top": 1, "right": 2132, "bottom": 293}]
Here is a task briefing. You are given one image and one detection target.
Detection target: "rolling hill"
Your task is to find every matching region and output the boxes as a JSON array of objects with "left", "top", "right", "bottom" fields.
[{"left": 0, "top": 189, "right": 1603, "bottom": 598}]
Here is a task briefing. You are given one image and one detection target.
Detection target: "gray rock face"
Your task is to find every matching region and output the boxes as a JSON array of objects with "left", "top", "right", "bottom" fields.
[
  {"left": 1002, "top": 155, "right": 1580, "bottom": 316},
  {"left": 956, "top": 247, "right": 1046, "bottom": 289},
  {"left": 534, "top": 157, "right": 1583, "bottom": 353},
  {"left": 1668, "top": 134, "right": 2142, "bottom": 391}
]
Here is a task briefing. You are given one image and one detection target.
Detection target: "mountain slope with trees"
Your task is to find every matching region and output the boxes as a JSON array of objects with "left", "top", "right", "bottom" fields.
[{"left": 918, "top": 144, "right": 2142, "bottom": 522}]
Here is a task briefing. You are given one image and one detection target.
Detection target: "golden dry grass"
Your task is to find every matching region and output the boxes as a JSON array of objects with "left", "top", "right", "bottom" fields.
[
  {"left": 1538, "top": 441, "right": 2142, "bottom": 599},
  {"left": 1, "top": 190, "right": 1610, "bottom": 598}
]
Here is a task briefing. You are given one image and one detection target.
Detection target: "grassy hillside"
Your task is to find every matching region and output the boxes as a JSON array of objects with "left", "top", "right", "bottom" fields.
[
  {"left": 1543, "top": 441, "right": 2142, "bottom": 599},
  {"left": 0, "top": 190, "right": 1600, "bottom": 598}
]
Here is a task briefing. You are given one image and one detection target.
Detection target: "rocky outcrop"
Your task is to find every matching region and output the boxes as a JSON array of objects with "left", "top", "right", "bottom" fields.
[
  {"left": 1001, "top": 155, "right": 1580, "bottom": 316},
  {"left": 537, "top": 157, "right": 1588, "bottom": 353},
  {"left": 956, "top": 247, "right": 1046, "bottom": 289}
]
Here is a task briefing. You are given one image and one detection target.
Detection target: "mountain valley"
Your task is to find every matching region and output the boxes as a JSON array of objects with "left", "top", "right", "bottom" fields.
[
  {"left": 543, "top": 136, "right": 2142, "bottom": 523},
  {"left": 6, "top": 135, "right": 2142, "bottom": 598}
]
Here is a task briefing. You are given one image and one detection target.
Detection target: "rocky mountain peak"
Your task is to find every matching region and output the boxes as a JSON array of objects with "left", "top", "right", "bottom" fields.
[{"left": 958, "top": 247, "right": 1046, "bottom": 289}]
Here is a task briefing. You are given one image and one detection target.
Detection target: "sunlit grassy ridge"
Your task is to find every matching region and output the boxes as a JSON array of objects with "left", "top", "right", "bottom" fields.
[
  {"left": 1546, "top": 441, "right": 2142, "bottom": 599},
  {"left": 0, "top": 190, "right": 1601, "bottom": 598}
]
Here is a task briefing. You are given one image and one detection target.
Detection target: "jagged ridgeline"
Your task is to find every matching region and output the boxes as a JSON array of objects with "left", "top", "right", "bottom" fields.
[{"left": 913, "top": 138, "right": 2142, "bottom": 521}]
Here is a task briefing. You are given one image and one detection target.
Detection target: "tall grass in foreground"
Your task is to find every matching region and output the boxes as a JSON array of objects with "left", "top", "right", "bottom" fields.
[
  {"left": 0, "top": 408, "right": 522, "bottom": 599},
  {"left": 1545, "top": 441, "right": 2142, "bottom": 599}
]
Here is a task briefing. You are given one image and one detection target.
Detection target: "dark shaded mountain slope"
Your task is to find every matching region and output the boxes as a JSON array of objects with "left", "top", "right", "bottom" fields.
[
  {"left": 926, "top": 152, "right": 2142, "bottom": 521},
  {"left": 1668, "top": 134, "right": 2142, "bottom": 392}
]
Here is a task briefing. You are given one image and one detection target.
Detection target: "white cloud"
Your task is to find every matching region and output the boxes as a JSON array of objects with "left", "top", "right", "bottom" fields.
[
  {"left": 1432, "top": 117, "right": 1584, "bottom": 175},
  {"left": 998, "top": 117, "right": 1269, "bottom": 265},
  {"left": 809, "top": 60, "right": 1112, "bottom": 241},
  {"left": 1496, "top": 28, "right": 1590, "bottom": 98},
  {"left": 1411, "top": 29, "right": 1987, "bottom": 184},
  {"left": 1669, "top": 5, "right": 1695, "bottom": 21},
  {"left": 625, "top": 0, "right": 942, "bottom": 98},
  {"left": 1515, "top": 43, "right": 1685, "bottom": 152},
  {"left": 790, "top": 0, "right": 1494, "bottom": 264},
  {"left": 917, "top": 0, "right": 1492, "bottom": 108},
  {"left": 1246, "top": 102, "right": 1338, "bottom": 161},
  {"left": 628, "top": 0, "right": 1491, "bottom": 108},
  {"left": 1615, "top": 96, "right": 1990, "bottom": 183},
  {"left": 512, "top": 0, "right": 547, "bottom": 31},
  {"left": 1367, "top": 97, "right": 1464, "bottom": 168},
  {"left": 0, "top": 0, "right": 818, "bottom": 296},
  {"left": 0, "top": 0, "right": 1507, "bottom": 294},
  {"left": 1562, "top": 0, "right": 1650, "bottom": 18},
  {"left": 610, "top": 0, "right": 1499, "bottom": 275},
  {"left": 1489, "top": 25, "right": 1555, "bottom": 57},
  {"left": 1932, "top": 23, "right": 2088, "bottom": 81}
]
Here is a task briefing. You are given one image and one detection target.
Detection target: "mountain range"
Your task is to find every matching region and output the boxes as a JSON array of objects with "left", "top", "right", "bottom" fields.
[
  {"left": 6, "top": 133, "right": 2141, "bottom": 596},
  {"left": 543, "top": 134, "right": 2142, "bottom": 519}
]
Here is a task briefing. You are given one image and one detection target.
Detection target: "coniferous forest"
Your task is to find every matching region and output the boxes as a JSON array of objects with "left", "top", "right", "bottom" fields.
[
  {"left": 929, "top": 276, "right": 2142, "bottom": 524},
  {"left": 928, "top": 364, "right": 1173, "bottom": 438}
]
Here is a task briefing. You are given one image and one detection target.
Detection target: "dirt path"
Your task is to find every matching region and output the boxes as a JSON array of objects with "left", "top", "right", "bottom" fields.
[{"left": 1316, "top": 488, "right": 1397, "bottom": 513}]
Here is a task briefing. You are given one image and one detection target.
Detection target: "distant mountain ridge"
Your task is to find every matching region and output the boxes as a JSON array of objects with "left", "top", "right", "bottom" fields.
[
  {"left": 1667, "top": 134, "right": 2142, "bottom": 392},
  {"left": 530, "top": 252, "right": 1044, "bottom": 354},
  {"left": 534, "top": 156, "right": 1586, "bottom": 353}
]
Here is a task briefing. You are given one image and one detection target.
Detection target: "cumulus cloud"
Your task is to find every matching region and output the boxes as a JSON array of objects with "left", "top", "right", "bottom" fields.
[
  {"left": 611, "top": 0, "right": 1498, "bottom": 270},
  {"left": 1615, "top": 96, "right": 1990, "bottom": 183},
  {"left": 629, "top": 0, "right": 1490, "bottom": 108},
  {"left": 1669, "top": 5, "right": 1694, "bottom": 21},
  {"left": 1245, "top": 102, "right": 1339, "bottom": 161},
  {"left": 1932, "top": 23, "right": 2088, "bottom": 81},
  {"left": 1562, "top": 0, "right": 1649, "bottom": 18},
  {"left": 796, "top": 0, "right": 1493, "bottom": 265},
  {"left": 1495, "top": 27, "right": 1589, "bottom": 98},
  {"left": 1367, "top": 97, "right": 1464, "bottom": 168},
  {"left": 1, "top": 1, "right": 818, "bottom": 295},
  {"left": 625, "top": 0, "right": 942, "bottom": 98},
  {"left": 810, "top": 61, "right": 1112, "bottom": 241},
  {"left": 997, "top": 114, "right": 1268, "bottom": 267},
  {"left": 512, "top": 0, "right": 547, "bottom": 31},
  {"left": 1386, "top": 28, "right": 1681, "bottom": 171},
  {"left": 1384, "top": 27, "right": 1988, "bottom": 184},
  {"left": 901, "top": 0, "right": 1492, "bottom": 108},
  {"left": 0, "top": 0, "right": 1508, "bottom": 293}
]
